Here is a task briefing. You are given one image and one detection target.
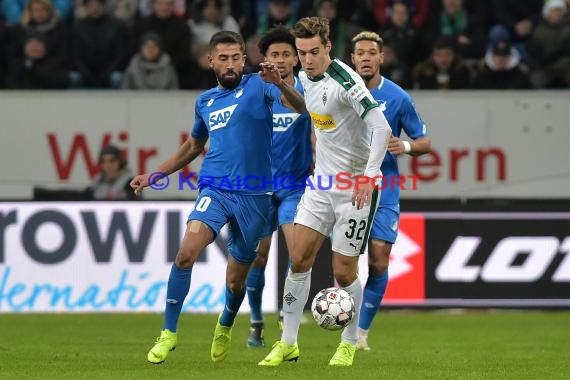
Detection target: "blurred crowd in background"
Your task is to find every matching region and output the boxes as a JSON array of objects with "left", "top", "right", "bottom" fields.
[{"left": 0, "top": 0, "right": 569, "bottom": 90}]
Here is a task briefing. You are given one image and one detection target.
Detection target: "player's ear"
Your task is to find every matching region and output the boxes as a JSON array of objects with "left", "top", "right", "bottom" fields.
[
  {"left": 208, "top": 54, "right": 214, "bottom": 68},
  {"left": 379, "top": 51, "right": 385, "bottom": 65},
  {"left": 350, "top": 53, "right": 355, "bottom": 65},
  {"left": 325, "top": 41, "right": 332, "bottom": 55}
]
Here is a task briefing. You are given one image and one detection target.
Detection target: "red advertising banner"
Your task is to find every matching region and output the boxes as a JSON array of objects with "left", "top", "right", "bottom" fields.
[{"left": 383, "top": 214, "right": 425, "bottom": 303}]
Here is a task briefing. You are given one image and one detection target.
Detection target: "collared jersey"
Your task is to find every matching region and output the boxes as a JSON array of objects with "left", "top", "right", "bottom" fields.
[{"left": 299, "top": 59, "right": 380, "bottom": 183}]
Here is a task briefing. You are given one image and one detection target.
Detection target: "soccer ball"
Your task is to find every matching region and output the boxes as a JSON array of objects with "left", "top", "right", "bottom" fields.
[{"left": 310, "top": 287, "right": 355, "bottom": 331}]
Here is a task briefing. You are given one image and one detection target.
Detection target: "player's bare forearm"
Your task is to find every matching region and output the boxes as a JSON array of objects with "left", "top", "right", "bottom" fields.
[
  {"left": 278, "top": 80, "right": 307, "bottom": 114},
  {"left": 130, "top": 137, "right": 206, "bottom": 195},
  {"left": 388, "top": 136, "right": 431, "bottom": 156},
  {"left": 157, "top": 137, "right": 208, "bottom": 175},
  {"left": 408, "top": 136, "right": 431, "bottom": 156},
  {"left": 259, "top": 61, "right": 306, "bottom": 113}
]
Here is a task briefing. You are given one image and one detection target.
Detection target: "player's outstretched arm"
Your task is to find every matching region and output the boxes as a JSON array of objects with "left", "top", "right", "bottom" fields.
[
  {"left": 130, "top": 136, "right": 208, "bottom": 195},
  {"left": 259, "top": 62, "right": 307, "bottom": 114}
]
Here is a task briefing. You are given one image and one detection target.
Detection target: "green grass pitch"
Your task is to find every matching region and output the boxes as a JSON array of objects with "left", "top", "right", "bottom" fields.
[{"left": 1, "top": 311, "right": 569, "bottom": 380}]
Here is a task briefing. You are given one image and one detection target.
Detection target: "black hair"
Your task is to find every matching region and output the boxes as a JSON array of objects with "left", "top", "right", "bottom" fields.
[
  {"left": 99, "top": 145, "right": 126, "bottom": 169},
  {"left": 209, "top": 31, "right": 245, "bottom": 53},
  {"left": 433, "top": 36, "right": 457, "bottom": 52},
  {"left": 258, "top": 26, "right": 296, "bottom": 56}
]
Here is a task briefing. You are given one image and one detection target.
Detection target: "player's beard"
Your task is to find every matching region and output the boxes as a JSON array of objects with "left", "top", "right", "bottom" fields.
[
  {"left": 359, "top": 72, "right": 374, "bottom": 82},
  {"left": 216, "top": 69, "right": 242, "bottom": 90}
]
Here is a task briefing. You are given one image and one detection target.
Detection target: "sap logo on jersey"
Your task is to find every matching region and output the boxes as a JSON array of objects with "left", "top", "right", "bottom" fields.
[
  {"left": 209, "top": 104, "right": 238, "bottom": 131},
  {"left": 273, "top": 113, "right": 300, "bottom": 132}
]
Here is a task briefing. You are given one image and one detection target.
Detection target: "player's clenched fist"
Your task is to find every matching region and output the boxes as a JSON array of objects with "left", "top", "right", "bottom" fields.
[{"left": 130, "top": 174, "right": 149, "bottom": 196}]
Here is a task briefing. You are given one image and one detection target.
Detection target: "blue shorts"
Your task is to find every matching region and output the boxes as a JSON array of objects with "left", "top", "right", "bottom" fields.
[
  {"left": 260, "top": 188, "right": 304, "bottom": 237},
  {"left": 369, "top": 207, "right": 400, "bottom": 244},
  {"left": 188, "top": 187, "right": 272, "bottom": 264}
]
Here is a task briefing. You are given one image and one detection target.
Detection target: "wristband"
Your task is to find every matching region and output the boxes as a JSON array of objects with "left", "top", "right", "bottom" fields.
[{"left": 402, "top": 140, "right": 411, "bottom": 153}]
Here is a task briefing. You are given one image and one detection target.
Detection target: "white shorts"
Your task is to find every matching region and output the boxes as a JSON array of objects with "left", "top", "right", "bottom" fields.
[{"left": 294, "top": 188, "right": 380, "bottom": 256}]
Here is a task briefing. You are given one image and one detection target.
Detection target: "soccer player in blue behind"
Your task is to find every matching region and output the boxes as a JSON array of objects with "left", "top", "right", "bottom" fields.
[
  {"left": 130, "top": 30, "right": 306, "bottom": 364},
  {"left": 245, "top": 26, "right": 313, "bottom": 348},
  {"left": 350, "top": 31, "right": 432, "bottom": 351}
]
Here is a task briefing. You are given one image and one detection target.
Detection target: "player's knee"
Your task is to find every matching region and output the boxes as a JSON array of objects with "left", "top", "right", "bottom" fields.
[
  {"left": 251, "top": 237, "right": 271, "bottom": 268},
  {"left": 251, "top": 254, "right": 267, "bottom": 268},
  {"left": 251, "top": 248, "right": 269, "bottom": 268},
  {"left": 226, "top": 279, "right": 245, "bottom": 294},
  {"left": 368, "top": 239, "right": 391, "bottom": 275},
  {"left": 290, "top": 255, "right": 311, "bottom": 273},
  {"left": 175, "top": 248, "right": 198, "bottom": 268},
  {"left": 334, "top": 270, "right": 357, "bottom": 287}
]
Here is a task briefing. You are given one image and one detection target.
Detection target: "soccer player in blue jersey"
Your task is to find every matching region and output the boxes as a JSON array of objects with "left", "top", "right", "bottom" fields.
[
  {"left": 245, "top": 26, "right": 313, "bottom": 348},
  {"left": 130, "top": 30, "right": 306, "bottom": 364},
  {"left": 350, "top": 31, "right": 432, "bottom": 351}
]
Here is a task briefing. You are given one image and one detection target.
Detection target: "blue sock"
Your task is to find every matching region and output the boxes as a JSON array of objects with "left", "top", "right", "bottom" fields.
[
  {"left": 246, "top": 265, "right": 266, "bottom": 323},
  {"left": 358, "top": 271, "right": 389, "bottom": 330},
  {"left": 163, "top": 264, "right": 192, "bottom": 332},
  {"left": 220, "top": 285, "right": 246, "bottom": 327}
]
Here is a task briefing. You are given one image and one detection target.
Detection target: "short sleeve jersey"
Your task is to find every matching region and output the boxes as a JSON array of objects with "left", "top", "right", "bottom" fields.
[{"left": 192, "top": 74, "right": 281, "bottom": 194}]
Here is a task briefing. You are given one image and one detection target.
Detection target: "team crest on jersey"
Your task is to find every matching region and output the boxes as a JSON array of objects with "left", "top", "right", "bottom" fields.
[
  {"left": 378, "top": 100, "right": 387, "bottom": 112},
  {"left": 207, "top": 98, "right": 214, "bottom": 106},
  {"left": 209, "top": 104, "right": 238, "bottom": 131},
  {"left": 235, "top": 88, "right": 244, "bottom": 98},
  {"left": 273, "top": 112, "right": 300, "bottom": 132},
  {"left": 322, "top": 87, "right": 328, "bottom": 105}
]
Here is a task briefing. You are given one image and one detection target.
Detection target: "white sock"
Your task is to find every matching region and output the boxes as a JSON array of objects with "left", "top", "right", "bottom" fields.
[
  {"left": 341, "top": 277, "right": 363, "bottom": 345},
  {"left": 281, "top": 268, "right": 312, "bottom": 345}
]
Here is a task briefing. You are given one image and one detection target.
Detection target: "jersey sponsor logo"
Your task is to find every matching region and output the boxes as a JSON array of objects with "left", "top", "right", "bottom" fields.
[
  {"left": 309, "top": 112, "right": 336, "bottom": 130},
  {"left": 208, "top": 104, "right": 238, "bottom": 131},
  {"left": 436, "top": 236, "right": 570, "bottom": 282},
  {"left": 347, "top": 83, "right": 368, "bottom": 102},
  {"left": 273, "top": 112, "right": 301, "bottom": 132}
]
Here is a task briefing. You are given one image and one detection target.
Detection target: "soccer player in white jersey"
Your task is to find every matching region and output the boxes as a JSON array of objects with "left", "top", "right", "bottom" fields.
[
  {"left": 351, "top": 31, "right": 431, "bottom": 351},
  {"left": 259, "top": 17, "right": 392, "bottom": 367}
]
